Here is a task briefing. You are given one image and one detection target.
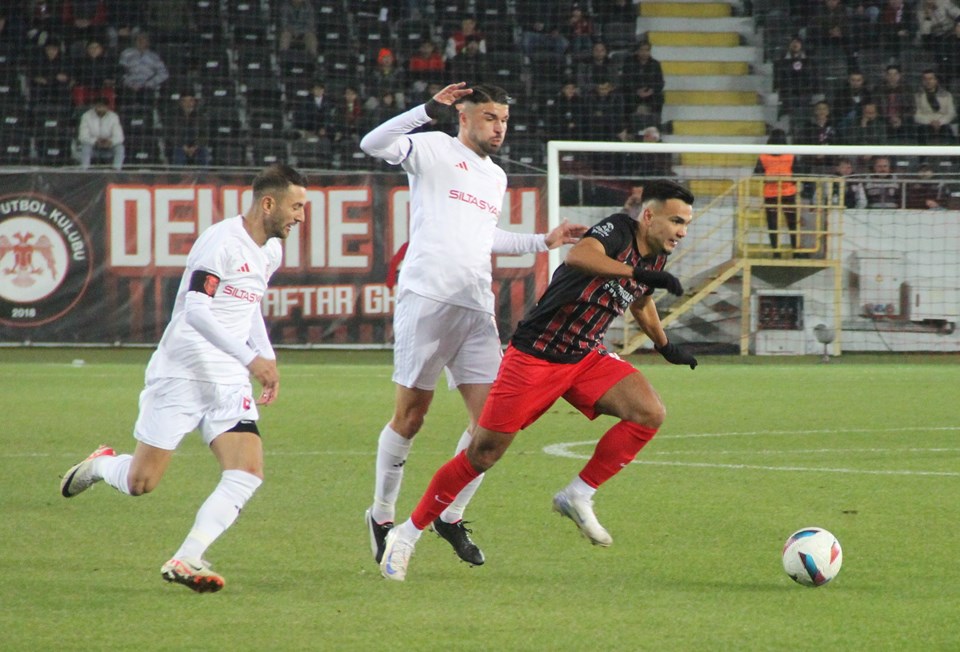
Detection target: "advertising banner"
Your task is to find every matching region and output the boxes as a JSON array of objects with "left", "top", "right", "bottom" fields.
[{"left": 0, "top": 170, "right": 548, "bottom": 346}]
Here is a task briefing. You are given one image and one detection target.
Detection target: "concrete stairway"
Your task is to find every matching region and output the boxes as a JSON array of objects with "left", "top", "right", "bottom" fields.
[{"left": 639, "top": 0, "right": 775, "bottom": 195}]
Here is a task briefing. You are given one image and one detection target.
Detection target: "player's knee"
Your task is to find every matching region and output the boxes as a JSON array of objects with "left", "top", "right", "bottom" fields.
[
  {"left": 127, "top": 475, "right": 157, "bottom": 496},
  {"left": 625, "top": 399, "right": 666, "bottom": 429},
  {"left": 391, "top": 413, "right": 426, "bottom": 437}
]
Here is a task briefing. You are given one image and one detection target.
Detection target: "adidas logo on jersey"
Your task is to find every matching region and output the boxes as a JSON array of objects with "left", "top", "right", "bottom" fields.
[
  {"left": 455, "top": 161, "right": 468, "bottom": 171},
  {"left": 237, "top": 262, "right": 250, "bottom": 273}
]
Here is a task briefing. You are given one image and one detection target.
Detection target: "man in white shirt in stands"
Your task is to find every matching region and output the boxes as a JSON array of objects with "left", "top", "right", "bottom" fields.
[
  {"left": 60, "top": 164, "right": 307, "bottom": 593},
  {"left": 359, "top": 82, "right": 586, "bottom": 568},
  {"left": 78, "top": 96, "right": 125, "bottom": 170}
]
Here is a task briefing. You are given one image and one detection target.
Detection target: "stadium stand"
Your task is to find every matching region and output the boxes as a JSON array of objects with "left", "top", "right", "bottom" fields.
[{"left": 0, "top": 0, "right": 955, "bottom": 171}]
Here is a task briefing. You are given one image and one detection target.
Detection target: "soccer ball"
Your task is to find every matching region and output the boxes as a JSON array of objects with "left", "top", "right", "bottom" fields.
[{"left": 782, "top": 527, "right": 842, "bottom": 587}]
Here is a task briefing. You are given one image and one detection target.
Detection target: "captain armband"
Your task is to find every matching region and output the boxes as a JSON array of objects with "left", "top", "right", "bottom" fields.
[{"left": 188, "top": 270, "right": 221, "bottom": 298}]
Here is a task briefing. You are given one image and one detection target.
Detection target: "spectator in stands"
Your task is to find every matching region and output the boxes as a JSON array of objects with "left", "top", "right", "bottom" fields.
[
  {"left": 447, "top": 36, "right": 489, "bottom": 84},
  {"left": 584, "top": 80, "right": 626, "bottom": 174},
  {"left": 110, "top": 1, "right": 143, "bottom": 49},
  {"left": 30, "top": 39, "right": 74, "bottom": 106},
  {"left": 619, "top": 41, "right": 665, "bottom": 127},
  {"left": 862, "top": 155, "right": 901, "bottom": 207},
  {"left": 878, "top": 0, "right": 913, "bottom": 64},
  {"left": 118, "top": 32, "right": 169, "bottom": 106},
  {"left": 877, "top": 64, "right": 915, "bottom": 143},
  {"left": 830, "top": 69, "right": 874, "bottom": 128},
  {"left": 78, "top": 95, "right": 124, "bottom": 169},
  {"left": 279, "top": 0, "right": 318, "bottom": 59},
  {"left": 545, "top": 81, "right": 587, "bottom": 140},
  {"left": 914, "top": 69, "right": 957, "bottom": 143},
  {"left": 904, "top": 161, "right": 945, "bottom": 208},
  {"left": 407, "top": 40, "right": 444, "bottom": 97},
  {"left": 367, "top": 48, "right": 406, "bottom": 110},
  {"left": 774, "top": 35, "right": 817, "bottom": 118},
  {"left": 165, "top": 92, "right": 210, "bottom": 166},
  {"left": 61, "top": 0, "right": 108, "bottom": 58},
  {"left": 293, "top": 80, "right": 335, "bottom": 140},
  {"left": 576, "top": 41, "right": 616, "bottom": 91},
  {"left": 564, "top": 4, "right": 596, "bottom": 59},
  {"left": 916, "top": 0, "right": 959, "bottom": 70},
  {"left": 444, "top": 16, "right": 485, "bottom": 61},
  {"left": 516, "top": 3, "right": 568, "bottom": 56},
  {"left": 756, "top": 129, "right": 800, "bottom": 255},
  {"left": 26, "top": 0, "right": 60, "bottom": 49},
  {"left": 844, "top": 101, "right": 889, "bottom": 145},
  {"left": 809, "top": 0, "right": 862, "bottom": 66},
  {"left": 367, "top": 89, "right": 402, "bottom": 133},
  {"left": 634, "top": 126, "right": 673, "bottom": 177},
  {"left": 833, "top": 157, "right": 868, "bottom": 208},
  {"left": 795, "top": 100, "right": 840, "bottom": 174},
  {"left": 333, "top": 84, "right": 365, "bottom": 148},
  {"left": 71, "top": 38, "right": 116, "bottom": 110}
]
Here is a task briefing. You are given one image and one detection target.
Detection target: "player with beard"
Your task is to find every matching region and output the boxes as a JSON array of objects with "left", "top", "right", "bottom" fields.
[
  {"left": 60, "top": 164, "right": 308, "bottom": 593},
  {"left": 359, "top": 82, "right": 586, "bottom": 568},
  {"left": 379, "top": 179, "right": 698, "bottom": 581}
]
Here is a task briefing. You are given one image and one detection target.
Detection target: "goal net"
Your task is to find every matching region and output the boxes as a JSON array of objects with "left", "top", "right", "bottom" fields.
[{"left": 546, "top": 141, "right": 960, "bottom": 356}]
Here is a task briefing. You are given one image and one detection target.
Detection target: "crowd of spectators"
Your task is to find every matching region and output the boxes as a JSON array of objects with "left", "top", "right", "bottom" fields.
[
  {"left": 0, "top": 0, "right": 958, "bottom": 190},
  {"left": 0, "top": 0, "right": 671, "bottom": 175}
]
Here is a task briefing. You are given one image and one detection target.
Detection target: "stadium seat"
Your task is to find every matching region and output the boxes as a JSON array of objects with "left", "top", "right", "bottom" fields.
[
  {"left": 292, "top": 136, "right": 332, "bottom": 169},
  {"left": 201, "top": 81, "right": 238, "bottom": 108},
  {"left": 279, "top": 50, "right": 316, "bottom": 85},
  {"left": 395, "top": 20, "right": 434, "bottom": 57},
  {"left": 196, "top": 46, "right": 232, "bottom": 82},
  {"left": 243, "top": 77, "right": 284, "bottom": 110},
  {"left": 211, "top": 141, "right": 248, "bottom": 167},
  {"left": 235, "top": 46, "right": 276, "bottom": 84},
  {"left": 0, "top": 110, "right": 29, "bottom": 164},
  {"left": 247, "top": 107, "right": 285, "bottom": 139},
  {"left": 35, "top": 138, "right": 73, "bottom": 166},
  {"left": 125, "top": 137, "right": 161, "bottom": 166},
  {"left": 251, "top": 137, "right": 290, "bottom": 166}
]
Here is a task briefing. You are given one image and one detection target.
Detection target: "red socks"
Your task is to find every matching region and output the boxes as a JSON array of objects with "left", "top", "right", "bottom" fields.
[
  {"left": 410, "top": 450, "right": 481, "bottom": 530},
  {"left": 579, "top": 421, "right": 657, "bottom": 489}
]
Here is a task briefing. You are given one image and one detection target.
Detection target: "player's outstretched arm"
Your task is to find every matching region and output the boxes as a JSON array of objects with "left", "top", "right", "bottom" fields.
[{"left": 544, "top": 219, "right": 589, "bottom": 249}]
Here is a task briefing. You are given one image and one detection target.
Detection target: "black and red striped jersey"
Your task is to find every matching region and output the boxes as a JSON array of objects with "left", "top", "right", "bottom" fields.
[{"left": 511, "top": 212, "right": 666, "bottom": 363}]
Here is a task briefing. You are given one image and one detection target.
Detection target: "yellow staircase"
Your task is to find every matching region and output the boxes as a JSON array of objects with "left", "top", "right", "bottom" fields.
[{"left": 640, "top": 1, "right": 772, "bottom": 198}]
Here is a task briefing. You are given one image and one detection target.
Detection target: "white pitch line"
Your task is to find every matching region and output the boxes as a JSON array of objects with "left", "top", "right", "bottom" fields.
[{"left": 542, "top": 439, "right": 960, "bottom": 477}]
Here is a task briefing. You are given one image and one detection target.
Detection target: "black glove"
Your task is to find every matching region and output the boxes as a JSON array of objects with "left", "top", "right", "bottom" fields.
[
  {"left": 633, "top": 268, "right": 683, "bottom": 296},
  {"left": 656, "top": 341, "right": 698, "bottom": 369},
  {"left": 424, "top": 98, "right": 453, "bottom": 120}
]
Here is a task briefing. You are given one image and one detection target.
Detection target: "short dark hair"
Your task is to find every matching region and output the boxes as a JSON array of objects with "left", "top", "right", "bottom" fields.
[
  {"left": 461, "top": 84, "right": 511, "bottom": 105},
  {"left": 641, "top": 179, "right": 695, "bottom": 206},
  {"left": 252, "top": 164, "right": 307, "bottom": 199}
]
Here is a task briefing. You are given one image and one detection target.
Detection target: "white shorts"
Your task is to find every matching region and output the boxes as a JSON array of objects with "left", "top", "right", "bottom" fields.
[
  {"left": 133, "top": 377, "right": 259, "bottom": 450},
  {"left": 392, "top": 292, "right": 502, "bottom": 390}
]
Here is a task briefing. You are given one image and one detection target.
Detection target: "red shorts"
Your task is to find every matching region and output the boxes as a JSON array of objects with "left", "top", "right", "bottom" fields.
[{"left": 478, "top": 345, "right": 638, "bottom": 433}]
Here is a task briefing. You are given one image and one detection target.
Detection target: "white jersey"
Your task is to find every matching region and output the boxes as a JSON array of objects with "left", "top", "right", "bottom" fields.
[
  {"left": 145, "top": 216, "right": 281, "bottom": 385},
  {"left": 361, "top": 106, "right": 508, "bottom": 315}
]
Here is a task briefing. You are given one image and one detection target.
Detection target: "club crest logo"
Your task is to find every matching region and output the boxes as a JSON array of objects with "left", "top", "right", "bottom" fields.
[{"left": 0, "top": 194, "right": 92, "bottom": 328}]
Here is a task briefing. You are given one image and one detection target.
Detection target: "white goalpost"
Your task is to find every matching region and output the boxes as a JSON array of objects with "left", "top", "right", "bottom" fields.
[{"left": 545, "top": 141, "right": 960, "bottom": 356}]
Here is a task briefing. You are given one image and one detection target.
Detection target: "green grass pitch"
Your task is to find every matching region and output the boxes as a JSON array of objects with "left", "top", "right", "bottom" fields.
[{"left": 1, "top": 348, "right": 958, "bottom": 650}]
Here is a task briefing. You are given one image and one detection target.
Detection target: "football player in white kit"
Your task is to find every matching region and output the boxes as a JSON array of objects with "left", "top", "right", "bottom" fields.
[
  {"left": 60, "top": 164, "right": 307, "bottom": 593},
  {"left": 360, "top": 82, "right": 586, "bottom": 566}
]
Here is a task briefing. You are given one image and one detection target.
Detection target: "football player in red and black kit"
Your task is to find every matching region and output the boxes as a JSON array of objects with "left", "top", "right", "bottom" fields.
[{"left": 379, "top": 179, "right": 698, "bottom": 581}]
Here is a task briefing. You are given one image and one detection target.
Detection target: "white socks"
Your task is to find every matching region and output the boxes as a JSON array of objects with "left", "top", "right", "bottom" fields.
[
  {"left": 566, "top": 475, "right": 597, "bottom": 499},
  {"left": 439, "top": 429, "right": 484, "bottom": 524},
  {"left": 173, "top": 470, "right": 262, "bottom": 561},
  {"left": 371, "top": 424, "right": 413, "bottom": 524},
  {"left": 94, "top": 453, "right": 134, "bottom": 495}
]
